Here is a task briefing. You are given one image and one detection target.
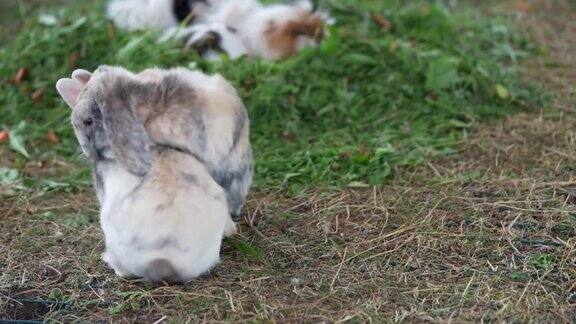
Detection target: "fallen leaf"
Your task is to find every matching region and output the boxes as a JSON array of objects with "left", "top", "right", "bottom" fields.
[
  {"left": 12, "top": 68, "right": 28, "bottom": 84},
  {"left": 514, "top": 0, "right": 531, "bottom": 14},
  {"left": 282, "top": 131, "right": 297, "bottom": 142},
  {"left": 46, "top": 131, "right": 60, "bottom": 144},
  {"left": 426, "top": 92, "right": 438, "bottom": 101},
  {"left": 338, "top": 151, "right": 350, "bottom": 160},
  {"left": 0, "top": 130, "right": 8, "bottom": 143},
  {"left": 371, "top": 12, "right": 391, "bottom": 32},
  {"left": 389, "top": 40, "right": 398, "bottom": 53},
  {"left": 330, "top": 162, "right": 341, "bottom": 171},
  {"left": 31, "top": 89, "right": 44, "bottom": 103},
  {"left": 348, "top": 181, "right": 370, "bottom": 188},
  {"left": 8, "top": 121, "right": 30, "bottom": 158},
  {"left": 68, "top": 51, "right": 80, "bottom": 68},
  {"left": 242, "top": 78, "right": 257, "bottom": 90},
  {"left": 357, "top": 144, "right": 371, "bottom": 156}
]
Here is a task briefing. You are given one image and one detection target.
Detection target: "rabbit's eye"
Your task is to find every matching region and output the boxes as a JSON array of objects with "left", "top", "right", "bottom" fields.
[{"left": 83, "top": 118, "right": 93, "bottom": 127}]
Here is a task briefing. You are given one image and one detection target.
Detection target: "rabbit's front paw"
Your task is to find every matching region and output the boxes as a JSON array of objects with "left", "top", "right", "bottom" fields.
[
  {"left": 103, "top": 251, "right": 130, "bottom": 277},
  {"left": 224, "top": 219, "right": 237, "bottom": 237}
]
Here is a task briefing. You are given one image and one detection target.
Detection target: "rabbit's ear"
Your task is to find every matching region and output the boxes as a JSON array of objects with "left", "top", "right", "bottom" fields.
[
  {"left": 71, "top": 69, "right": 92, "bottom": 84},
  {"left": 100, "top": 84, "right": 152, "bottom": 176},
  {"left": 56, "top": 78, "right": 83, "bottom": 109}
]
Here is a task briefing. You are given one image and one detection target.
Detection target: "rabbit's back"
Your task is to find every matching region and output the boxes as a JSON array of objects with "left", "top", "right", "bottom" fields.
[
  {"left": 136, "top": 68, "right": 253, "bottom": 218},
  {"left": 100, "top": 148, "right": 229, "bottom": 282},
  {"left": 136, "top": 69, "right": 247, "bottom": 166}
]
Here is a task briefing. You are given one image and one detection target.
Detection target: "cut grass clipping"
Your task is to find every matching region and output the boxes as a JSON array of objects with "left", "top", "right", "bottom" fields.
[{"left": 0, "top": 0, "right": 544, "bottom": 192}]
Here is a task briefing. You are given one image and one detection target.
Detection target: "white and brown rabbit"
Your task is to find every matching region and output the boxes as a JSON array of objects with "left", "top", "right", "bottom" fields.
[
  {"left": 65, "top": 66, "right": 253, "bottom": 221},
  {"left": 201, "top": 0, "right": 330, "bottom": 60},
  {"left": 56, "top": 66, "right": 250, "bottom": 282},
  {"left": 107, "top": 0, "right": 330, "bottom": 60}
]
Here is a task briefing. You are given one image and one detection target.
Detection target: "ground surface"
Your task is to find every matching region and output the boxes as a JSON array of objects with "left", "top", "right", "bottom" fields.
[{"left": 1, "top": 0, "right": 575, "bottom": 322}]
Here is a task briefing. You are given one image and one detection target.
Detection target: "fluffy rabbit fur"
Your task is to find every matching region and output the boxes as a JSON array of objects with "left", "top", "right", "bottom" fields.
[
  {"left": 65, "top": 66, "right": 252, "bottom": 220},
  {"left": 56, "top": 67, "right": 245, "bottom": 282},
  {"left": 107, "top": 0, "right": 330, "bottom": 60},
  {"left": 203, "top": 0, "right": 329, "bottom": 60},
  {"left": 161, "top": 22, "right": 248, "bottom": 61},
  {"left": 107, "top": 0, "right": 211, "bottom": 31}
]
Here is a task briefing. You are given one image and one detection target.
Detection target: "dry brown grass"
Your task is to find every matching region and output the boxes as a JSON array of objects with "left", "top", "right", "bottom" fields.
[
  {"left": 2, "top": 111, "right": 575, "bottom": 321},
  {"left": 1, "top": 0, "right": 576, "bottom": 322}
]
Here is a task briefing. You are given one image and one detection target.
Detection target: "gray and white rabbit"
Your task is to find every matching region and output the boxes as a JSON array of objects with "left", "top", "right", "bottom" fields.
[
  {"left": 64, "top": 66, "right": 252, "bottom": 221},
  {"left": 55, "top": 66, "right": 249, "bottom": 282}
]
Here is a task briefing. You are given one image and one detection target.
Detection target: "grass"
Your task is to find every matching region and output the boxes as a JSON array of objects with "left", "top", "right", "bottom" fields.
[
  {"left": 0, "top": 0, "right": 543, "bottom": 190},
  {"left": 1, "top": 0, "right": 575, "bottom": 322}
]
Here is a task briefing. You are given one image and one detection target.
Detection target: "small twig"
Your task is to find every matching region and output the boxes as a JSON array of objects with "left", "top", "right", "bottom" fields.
[
  {"left": 518, "top": 239, "right": 564, "bottom": 247},
  {"left": 330, "top": 246, "right": 348, "bottom": 292},
  {"left": 462, "top": 273, "right": 475, "bottom": 297},
  {"left": 515, "top": 280, "right": 531, "bottom": 306}
]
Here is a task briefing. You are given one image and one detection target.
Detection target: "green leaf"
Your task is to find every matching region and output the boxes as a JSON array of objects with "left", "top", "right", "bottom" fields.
[
  {"left": 8, "top": 121, "right": 30, "bottom": 158},
  {"left": 509, "top": 271, "right": 525, "bottom": 281},
  {"left": 353, "top": 154, "right": 370, "bottom": 164},
  {"left": 62, "top": 214, "right": 92, "bottom": 228},
  {"left": 226, "top": 237, "right": 264, "bottom": 261},
  {"left": 108, "top": 303, "right": 125, "bottom": 315},
  {"left": 529, "top": 253, "right": 556, "bottom": 270},
  {"left": 426, "top": 57, "right": 460, "bottom": 91},
  {"left": 0, "top": 168, "right": 19, "bottom": 186},
  {"left": 347, "top": 181, "right": 370, "bottom": 188},
  {"left": 41, "top": 179, "right": 72, "bottom": 191},
  {"left": 41, "top": 211, "right": 57, "bottom": 221},
  {"left": 48, "top": 288, "right": 64, "bottom": 300},
  {"left": 495, "top": 84, "right": 510, "bottom": 100}
]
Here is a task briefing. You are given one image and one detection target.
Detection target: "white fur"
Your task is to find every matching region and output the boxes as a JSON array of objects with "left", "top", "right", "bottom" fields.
[
  {"left": 202, "top": 0, "right": 327, "bottom": 59},
  {"left": 56, "top": 66, "right": 248, "bottom": 282},
  {"left": 107, "top": 0, "right": 178, "bottom": 31},
  {"left": 99, "top": 151, "right": 234, "bottom": 281},
  {"left": 161, "top": 22, "right": 248, "bottom": 60},
  {"left": 107, "top": 0, "right": 330, "bottom": 60},
  {"left": 74, "top": 65, "right": 252, "bottom": 219}
]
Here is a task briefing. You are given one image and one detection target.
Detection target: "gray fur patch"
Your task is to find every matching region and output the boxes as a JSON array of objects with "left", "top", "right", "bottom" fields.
[
  {"left": 93, "top": 163, "right": 104, "bottom": 202},
  {"left": 99, "top": 79, "right": 152, "bottom": 176},
  {"left": 231, "top": 108, "right": 246, "bottom": 151},
  {"left": 151, "top": 74, "right": 207, "bottom": 153},
  {"left": 152, "top": 74, "right": 192, "bottom": 108},
  {"left": 212, "top": 149, "right": 253, "bottom": 220},
  {"left": 181, "top": 109, "right": 206, "bottom": 153},
  {"left": 131, "top": 236, "right": 176, "bottom": 251},
  {"left": 180, "top": 171, "right": 199, "bottom": 185},
  {"left": 143, "top": 259, "right": 181, "bottom": 284}
]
